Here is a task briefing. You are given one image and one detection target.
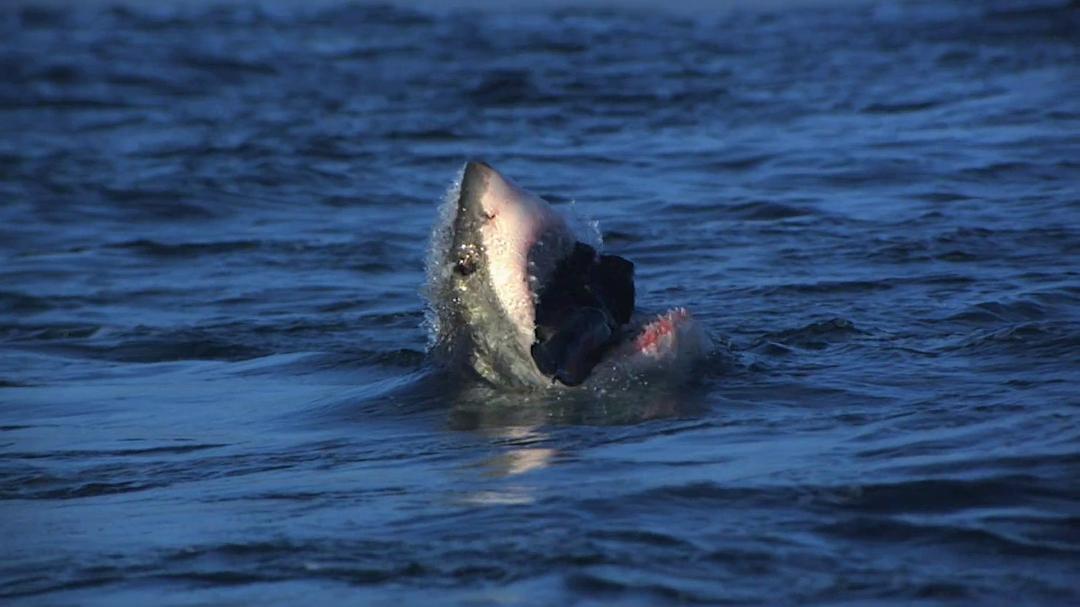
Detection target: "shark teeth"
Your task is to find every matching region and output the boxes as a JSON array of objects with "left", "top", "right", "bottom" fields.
[{"left": 633, "top": 307, "right": 691, "bottom": 356}]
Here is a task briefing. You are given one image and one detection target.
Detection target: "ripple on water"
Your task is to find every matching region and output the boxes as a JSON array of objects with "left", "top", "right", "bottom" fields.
[{"left": 1, "top": 0, "right": 1078, "bottom": 604}]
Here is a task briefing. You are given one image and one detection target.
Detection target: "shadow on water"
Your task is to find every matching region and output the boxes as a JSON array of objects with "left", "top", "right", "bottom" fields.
[{"left": 305, "top": 349, "right": 731, "bottom": 432}]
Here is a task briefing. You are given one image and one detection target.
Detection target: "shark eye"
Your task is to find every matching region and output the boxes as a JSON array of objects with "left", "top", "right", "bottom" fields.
[
  {"left": 454, "top": 244, "right": 482, "bottom": 277},
  {"left": 455, "top": 255, "right": 477, "bottom": 276}
]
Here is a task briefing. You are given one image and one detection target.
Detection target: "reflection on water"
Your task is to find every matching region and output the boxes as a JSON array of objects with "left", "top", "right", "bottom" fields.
[
  {"left": 490, "top": 447, "right": 557, "bottom": 477},
  {"left": 480, "top": 427, "right": 557, "bottom": 478},
  {"left": 460, "top": 434, "right": 556, "bottom": 505}
]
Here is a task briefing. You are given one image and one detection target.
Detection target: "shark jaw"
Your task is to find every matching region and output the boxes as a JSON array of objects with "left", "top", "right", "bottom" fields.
[{"left": 425, "top": 161, "right": 708, "bottom": 390}]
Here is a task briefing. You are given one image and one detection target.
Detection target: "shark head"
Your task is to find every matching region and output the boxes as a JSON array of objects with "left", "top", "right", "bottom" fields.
[{"left": 426, "top": 161, "right": 707, "bottom": 389}]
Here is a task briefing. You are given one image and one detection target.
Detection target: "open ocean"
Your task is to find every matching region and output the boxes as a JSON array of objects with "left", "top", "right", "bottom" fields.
[{"left": 2, "top": 0, "right": 1078, "bottom": 604}]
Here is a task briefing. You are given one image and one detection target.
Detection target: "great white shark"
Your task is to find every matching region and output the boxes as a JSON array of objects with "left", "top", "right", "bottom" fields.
[{"left": 425, "top": 161, "right": 709, "bottom": 390}]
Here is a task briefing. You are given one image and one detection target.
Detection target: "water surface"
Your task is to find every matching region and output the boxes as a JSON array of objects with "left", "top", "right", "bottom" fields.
[{"left": 2, "top": 0, "right": 1079, "bottom": 604}]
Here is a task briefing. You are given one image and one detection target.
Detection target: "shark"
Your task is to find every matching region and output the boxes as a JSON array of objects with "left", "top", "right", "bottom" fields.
[{"left": 425, "top": 161, "right": 709, "bottom": 390}]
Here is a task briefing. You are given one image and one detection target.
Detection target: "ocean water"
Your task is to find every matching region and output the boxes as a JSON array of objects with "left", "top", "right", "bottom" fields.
[{"left": 2, "top": 0, "right": 1079, "bottom": 604}]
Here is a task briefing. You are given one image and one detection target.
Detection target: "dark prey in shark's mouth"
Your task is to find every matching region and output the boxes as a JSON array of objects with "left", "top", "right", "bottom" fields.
[
  {"left": 530, "top": 241, "right": 635, "bottom": 385},
  {"left": 425, "top": 161, "right": 709, "bottom": 390}
]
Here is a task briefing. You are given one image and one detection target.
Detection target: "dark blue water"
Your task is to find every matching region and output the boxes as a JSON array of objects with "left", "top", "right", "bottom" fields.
[{"left": 2, "top": 0, "right": 1079, "bottom": 604}]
